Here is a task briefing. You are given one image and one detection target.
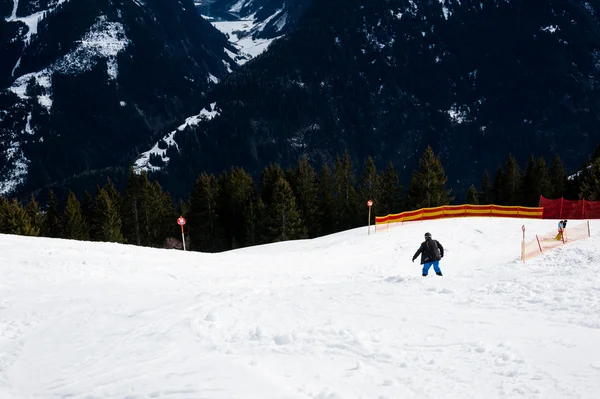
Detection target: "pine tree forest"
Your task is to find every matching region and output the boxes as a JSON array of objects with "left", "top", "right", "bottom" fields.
[{"left": 0, "top": 145, "right": 598, "bottom": 253}]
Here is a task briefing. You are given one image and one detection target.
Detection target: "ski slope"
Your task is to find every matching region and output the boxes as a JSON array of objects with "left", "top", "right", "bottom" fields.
[{"left": 1, "top": 218, "right": 599, "bottom": 398}]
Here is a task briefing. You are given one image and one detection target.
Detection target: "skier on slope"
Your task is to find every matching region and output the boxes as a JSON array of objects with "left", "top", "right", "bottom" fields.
[
  {"left": 412, "top": 232, "right": 444, "bottom": 277},
  {"left": 555, "top": 220, "right": 568, "bottom": 240}
]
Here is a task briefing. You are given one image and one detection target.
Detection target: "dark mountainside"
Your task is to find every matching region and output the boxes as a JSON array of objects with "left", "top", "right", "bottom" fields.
[
  {"left": 0, "top": 0, "right": 236, "bottom": 198},
  {"left": 157, "top": 0, "right": 600, "bottom": 199}
]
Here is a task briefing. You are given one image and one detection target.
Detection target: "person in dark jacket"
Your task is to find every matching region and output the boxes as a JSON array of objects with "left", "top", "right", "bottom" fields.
[{"left": 412, "top": 232, "right": 444, "bottom": 276}]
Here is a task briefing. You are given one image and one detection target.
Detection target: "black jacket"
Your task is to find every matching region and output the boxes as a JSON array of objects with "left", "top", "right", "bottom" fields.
[{"left": 412, "top": 239, "right": 444, "bottom": 265}]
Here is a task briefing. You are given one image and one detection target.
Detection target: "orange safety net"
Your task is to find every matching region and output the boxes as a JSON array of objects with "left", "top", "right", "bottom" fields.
[
  {"left": 375, "top": 204, "right": 543, "bottom": 232},
  {"left": 521, "top": 221, "right": 591, "bottom": 262}
]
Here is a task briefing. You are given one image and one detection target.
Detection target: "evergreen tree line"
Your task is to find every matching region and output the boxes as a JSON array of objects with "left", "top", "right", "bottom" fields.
[{"left": 1, "top": 146, "right": 598, "bottom": 252}]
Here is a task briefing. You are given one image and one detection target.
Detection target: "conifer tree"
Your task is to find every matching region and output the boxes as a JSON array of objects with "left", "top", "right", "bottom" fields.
[
  {"left": 24, "top": 194, "right": 44, "bottom": 234},
  {"left": 318, "top": 163, "right": 336, "bottom": 235},
  {"left": 407, "top": 146, "right": 453, "bottom": 209},
  {"left": 0, "top": 198, "right": 39, "bottom": 236},
  {"left": 479, "top": 171, "right": 493, "bottom": 204},
  {"left": 63, "top": 191, "right": 89, "bottom": 240},
  {"left": 334, "top": 152, "right": 358, "bottom": 230},
  {"left": 0, "top": 197, "right": 9, "bottom": 234},
  {"left": 189, "top": 173, "right": 224, "bottom": 252},
  {"left": 492, "top": 166, "right": 505, "bottom": 205},
  {"left": 43, "top": 189, "right": 62, "bottom": 238},
  {"left": 521, "top": 155, "right": 538, "bottom": 207},
  {"left": 245, "top": 198, "right": 267, "bottom": 247},
  {"left": 122, "top": 169, "right": 143, "bottom": 245},
  {"left": 93, "top": 188, "right": 124, "bottom": 243},
  {"left": 218, "top": 167, "right": 254, "bottom": 249},
  {"left": 549, "top": 153, "right": 568, "bottom": 198},
  {"left": 503, "top": 155, "right": 522, "bottom": 205},
  {"left": 244, "top": 198, "right": 258, "bottom": 247},
  {"left": 379, "top": 161, "right": 403, "bottom": 215},
  {"left": 264, "top": 177, "right": 307, "bottom": 242},
  {"left": 289, "top": 155, "right": 321, "bottom": 238},
  {"left": 466, "top": 185, "right": 479, "bottom": 204},
  {"left": 521, "top": 155, "right": 551, "bottom": 206},
  {"left": 580, "top": 158, "right": 600, "bottom": 200},
  {"left": 121, "top": 170, "right": 154, "bottom": 246},
  {"left": 147, "top": 181, "right": 176, "bottom": 247},
  {"left": 82, "top": 190, "right": 94, "bottom": 235},
  {"left": 104, "top": 178, "right": 122, "bottom": 211},
  {"left": 260, "top": 163, "right": 285, "bottom": 206},
  {"left": 535, "top": 156, "right": 552, "bottom": 203},
  {"left": 359, "top": 156, "right": 381, "bottom": 225}
]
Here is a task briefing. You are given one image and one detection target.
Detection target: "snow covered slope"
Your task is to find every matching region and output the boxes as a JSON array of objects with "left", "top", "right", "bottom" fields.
[{"left": 1, "top": 217, "right": 599, "bottom": 398}]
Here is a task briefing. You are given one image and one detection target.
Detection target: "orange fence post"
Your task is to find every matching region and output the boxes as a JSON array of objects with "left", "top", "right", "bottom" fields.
[{"left": 521, "top": 225, "right": 525, "bottom": 263}]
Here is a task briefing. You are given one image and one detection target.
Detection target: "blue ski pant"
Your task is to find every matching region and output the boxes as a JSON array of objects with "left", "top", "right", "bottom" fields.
[{"left": 423, "top": 261, "right": 441, "bottom": 275}]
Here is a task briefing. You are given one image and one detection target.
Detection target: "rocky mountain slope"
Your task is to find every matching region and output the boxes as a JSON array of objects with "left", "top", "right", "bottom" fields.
[
  {"left": 152, "top": 0, "right": 600, "bottom": 196},
  {"left": 0, "top": 0, "right": 236, "bottom": 196}
]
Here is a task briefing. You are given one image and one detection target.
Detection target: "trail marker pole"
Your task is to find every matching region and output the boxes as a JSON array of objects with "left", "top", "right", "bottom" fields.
[
  {"left": 367, "top": 200, "right": 373, "bottom": 235},
  {"left": 521, "top": 225, "right": 526, "bottom": 262},
  {"left": 177, "top": 216, "right": 187, "bottom": 251}
]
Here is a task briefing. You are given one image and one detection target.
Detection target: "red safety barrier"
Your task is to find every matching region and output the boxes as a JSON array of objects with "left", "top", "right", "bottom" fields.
[{"left": 538, "top": 196, "right": 600, "bottom": 219}]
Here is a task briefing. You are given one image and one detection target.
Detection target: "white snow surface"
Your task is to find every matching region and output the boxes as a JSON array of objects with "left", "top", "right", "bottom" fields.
[
  {"left": 1, "top": 217, "right": 599, "bottom": 398},
  {"left": 134, "top": 103, "right": 219, "bottom": 173},
  {"left": 212, "top": 13, "right": 283, "bottom": 66}
]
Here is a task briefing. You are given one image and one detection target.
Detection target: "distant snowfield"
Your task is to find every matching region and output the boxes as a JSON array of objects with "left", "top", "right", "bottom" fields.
[
  {"left": 212, "top": 17, "right": 282, "bottom": 66},
  {"left": 1, "top": 217, "right": 599, "bottom": 398}
]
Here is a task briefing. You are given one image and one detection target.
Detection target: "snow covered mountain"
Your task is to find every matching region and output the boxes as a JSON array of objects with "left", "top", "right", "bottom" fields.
[
  {"left": 0, "top": 0, "right": 237, "bottom": 196},
  {"left": 1, "top": 217, "right": 599, "bottom": 397}
]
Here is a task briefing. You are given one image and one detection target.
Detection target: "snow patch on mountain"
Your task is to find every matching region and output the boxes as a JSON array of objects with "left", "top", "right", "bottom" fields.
[
  {"left": 134, "top": 103, "right": 220, "bottom": 173},
  {"left": 9, "top": 16, "right": 129, "bottom": 112},
  {"left": 208, "top": 73, "right": 219, "bottom": 84},
  {"left": 440, "top": 0, "right": 451, "bottom": 19},
  {"left": 1, "top": 16, "right": 129, "bottom": 195},
  {"left": 212, "top": 17, "right": 281, "bottom": 66},
  {"left": 54, "top": 17, "right": 129, "bottom": 80},
  {"left": 9, "top": 71, "right": 52, "bottom": 110},
  {"left": 448, "top": 104, "right": 468, "bottom": 124},
  {"left": 7, "top": 0, "right": 69, "bottom": 40},
  {"left": 0, "top": 141, "right": 28, "bottom": 196}
]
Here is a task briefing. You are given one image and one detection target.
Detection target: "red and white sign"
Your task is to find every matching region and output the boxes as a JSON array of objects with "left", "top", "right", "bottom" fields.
[
  {"left": 367, "top": 200, "right": 373, "bottom": 207},
  {"left": 177, "top": 216, "right": 186, "bottom": 226}
]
